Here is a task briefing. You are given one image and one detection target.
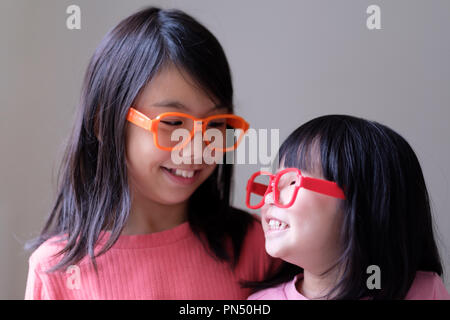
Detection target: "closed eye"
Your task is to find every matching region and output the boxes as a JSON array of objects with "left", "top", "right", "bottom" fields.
[
  {"left": 207, "top": 121, "right": 227, "bottom": 128},
  {"left": 160, "top": 119, "right": 184, "bottom": 126}
]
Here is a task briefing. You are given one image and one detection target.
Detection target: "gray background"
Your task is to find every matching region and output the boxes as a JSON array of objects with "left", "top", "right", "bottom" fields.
[{"left": 1, "top": 0, "right": 449, "bottom": 299}]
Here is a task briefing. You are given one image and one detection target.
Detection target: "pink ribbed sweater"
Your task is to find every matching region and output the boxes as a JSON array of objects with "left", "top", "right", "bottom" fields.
[{"left": 25, "top": 215, "right": 280, "bottom": 299}]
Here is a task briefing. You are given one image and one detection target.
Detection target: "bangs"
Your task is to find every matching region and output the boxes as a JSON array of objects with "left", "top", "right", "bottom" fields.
[
  {"left": 277, "top": 115, "right": 348, "bottom": 183},
  {"left": 156, "top": 10, "right": 233, "bottom": 111},
  {"left": 278, "top": 132, "right": 324, "bottom": 178}
]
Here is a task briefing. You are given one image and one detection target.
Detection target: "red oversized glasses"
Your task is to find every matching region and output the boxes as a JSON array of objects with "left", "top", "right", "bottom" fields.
[{"left": 246, "top": 168, "right": 346, "bottom": 209}]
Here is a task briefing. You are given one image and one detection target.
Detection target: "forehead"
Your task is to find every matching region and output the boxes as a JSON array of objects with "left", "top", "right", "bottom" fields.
[{"left": 134, "top": 64, "right": 226, "bottom": 116}]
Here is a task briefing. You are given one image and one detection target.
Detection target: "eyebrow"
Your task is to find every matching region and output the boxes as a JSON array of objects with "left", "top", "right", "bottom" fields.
[
  {"left": 152, "top": 100, "right": 190, "bottom": 111},
  {"left": 152, "top": 100, "right": 229, "bottom": 112}
]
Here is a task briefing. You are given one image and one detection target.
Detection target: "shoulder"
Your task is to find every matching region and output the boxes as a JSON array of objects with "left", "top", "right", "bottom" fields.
[
  {"left": 25, "top": 236, "right": 69, "bottom": 299},
  {"left": 240, "top": 210, "right": 265, "bottom": 245},
  {"left": 405, "top": 271, "right": 450, "bottom": 300},
  {"left": 247, "top": 282, "right": 287, "bottom": 300},
  {"left": 229, "top": 208, "right": 283, "bottom": 281},
  {"left": 225, "top": 207, "right": 266, "bottom": 251},
  {"left": 28, "top": 236, "right": 68, "bottom": 272},
  {"left": 230, "top": 209, "right": 265, "bottom": 255}
]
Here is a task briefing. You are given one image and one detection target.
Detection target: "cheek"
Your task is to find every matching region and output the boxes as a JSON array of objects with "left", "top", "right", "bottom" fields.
[
  {"left": 126, "top": 126, "right": 168, "bottom": 169},
  {"left": 289, "top": 192, "right": 343, "bottom": 250},
  {"left": 125, "top": 126, "right": 170, "bottom": 189}
]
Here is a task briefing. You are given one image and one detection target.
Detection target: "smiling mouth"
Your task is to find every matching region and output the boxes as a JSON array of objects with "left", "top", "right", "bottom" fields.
[
  {"left": 265, "top": 217, "right": 290, "bottom": 231},
  {"left": 160, "top": 166, "right": 202, "bottom": 184},
  {"left": 162, "top": 167, "right": 198, "bottom": 178}
]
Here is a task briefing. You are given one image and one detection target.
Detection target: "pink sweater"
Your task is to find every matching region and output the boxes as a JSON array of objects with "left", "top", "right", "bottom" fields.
[
  {"left": 25, "top": 215, "right": 281, "bottom": 299},
  {"left": 248, "top": 272, "right": 450, "bottom": 300}
]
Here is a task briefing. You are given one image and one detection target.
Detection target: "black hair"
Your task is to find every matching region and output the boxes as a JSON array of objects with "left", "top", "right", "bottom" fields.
[
  {"left": 25, "top": 7, "right": 254, "bottom": 272},
  {"left": 246, "top": 114, "right": 443, "bottom": 299}
]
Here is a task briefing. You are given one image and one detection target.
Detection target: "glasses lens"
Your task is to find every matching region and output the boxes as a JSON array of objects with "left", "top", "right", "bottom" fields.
[
  {"left": 248, "top": 173, "right": 271, "bottom": 208},
  {"left": 156, "top": 114, "right": 194, "bottom": 149},
  {"left": 276, "top": 171, "right": 300, "bottom": 206},
  {"left": 205, "top": 117, "right": 246, "bottom": 151}
]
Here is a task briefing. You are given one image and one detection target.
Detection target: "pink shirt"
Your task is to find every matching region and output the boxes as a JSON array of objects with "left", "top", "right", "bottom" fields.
[
  {"left": 25, "top": 215, "right": 281, "bottom": 299},
  {"left": 248, "top": 271, "right": 450, "bottom": 300}
]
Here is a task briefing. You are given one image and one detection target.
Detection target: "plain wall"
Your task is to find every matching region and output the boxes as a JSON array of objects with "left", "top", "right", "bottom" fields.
[{"left": 1, "top": 0, "right": 449, "bottom": 299}]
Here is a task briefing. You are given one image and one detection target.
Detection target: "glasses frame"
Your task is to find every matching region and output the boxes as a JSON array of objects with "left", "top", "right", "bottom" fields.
[
  {"left": 126, "top": 107, "right": 250, "bottom": 152},
  {"left": 246, "top": 167, "right": 346, "bottom": 209}
]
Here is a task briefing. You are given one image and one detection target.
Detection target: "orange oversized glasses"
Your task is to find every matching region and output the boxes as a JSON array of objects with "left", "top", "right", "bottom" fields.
[{"left": 126, "top": 107, "right": 250, "bottom": 152}]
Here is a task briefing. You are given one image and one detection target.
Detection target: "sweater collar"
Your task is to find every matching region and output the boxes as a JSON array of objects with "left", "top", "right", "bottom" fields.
[{"left": 97, "top": 221, "right": 194, "bottom": 249}]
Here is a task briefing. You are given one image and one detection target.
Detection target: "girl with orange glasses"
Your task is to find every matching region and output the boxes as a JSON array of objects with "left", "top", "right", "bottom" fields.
[{"left": 25, "top": 7, "right": 280, "bottom": 300}]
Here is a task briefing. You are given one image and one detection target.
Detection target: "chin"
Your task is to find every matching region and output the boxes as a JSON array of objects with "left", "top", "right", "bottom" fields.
[
  {"left": 265, "top": 241, "right": 288, "bottom": 259},
  {"left": 159, "top": 194, "right": 192, "bottom": 206},
  {"left": 144, "top": 188, "right": 192, "bottom": 206}
]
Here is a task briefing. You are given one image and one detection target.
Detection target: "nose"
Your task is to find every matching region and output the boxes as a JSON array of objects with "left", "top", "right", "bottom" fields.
[
  {"left": 264, "top": 192, "right": 274, "bottom": 205},
  {"left": 180, "top": 122, "right": 207, "bottom": 164}
]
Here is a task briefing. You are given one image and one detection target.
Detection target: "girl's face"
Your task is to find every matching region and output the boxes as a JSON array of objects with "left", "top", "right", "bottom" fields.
[
  {"left": 125, "top": 64, "right": 226, "bottom": 206},
  {"left": 260, "top": 166, "right": 344, "bottom": 274}
]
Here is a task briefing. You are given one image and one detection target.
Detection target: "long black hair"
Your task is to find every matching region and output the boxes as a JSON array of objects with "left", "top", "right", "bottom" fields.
[
  {"left": 247, "top": 114, "right": 443, "bottom": 299},
  {"left": 26, "top": 7, "right": 254, "bottom": 272}
]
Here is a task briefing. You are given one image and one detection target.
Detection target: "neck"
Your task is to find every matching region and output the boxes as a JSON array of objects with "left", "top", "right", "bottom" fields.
[
  {"left": 296, "top": 267, "right": 341, "bottom": 300},
  {"left": 122, "top": 189, "right": 188, "bottom": 235}
]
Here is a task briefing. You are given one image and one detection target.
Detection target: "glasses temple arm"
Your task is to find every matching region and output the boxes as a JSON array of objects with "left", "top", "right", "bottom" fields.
[
  {"left": 250, "top": 182, "right": 269, "bottom": 196},
  {"left": 127, "top": 108, "right": 152, "bottom": 131},
  {"left": 301, "top": 177, "right": 346, "bottom": 199}
]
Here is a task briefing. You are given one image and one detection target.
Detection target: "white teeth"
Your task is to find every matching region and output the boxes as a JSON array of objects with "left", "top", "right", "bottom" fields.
[
  {"left": 174, "top": 169, "right": 194, "bottom": 178},
  {"left": 268, "top": 219, "right": 288, "bottom": 230}
]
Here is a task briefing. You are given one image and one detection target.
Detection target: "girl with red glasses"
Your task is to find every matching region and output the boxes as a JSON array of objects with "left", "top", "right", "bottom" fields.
[{"left": 246, "top": 115, "right": 449, "bottom": 300}]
